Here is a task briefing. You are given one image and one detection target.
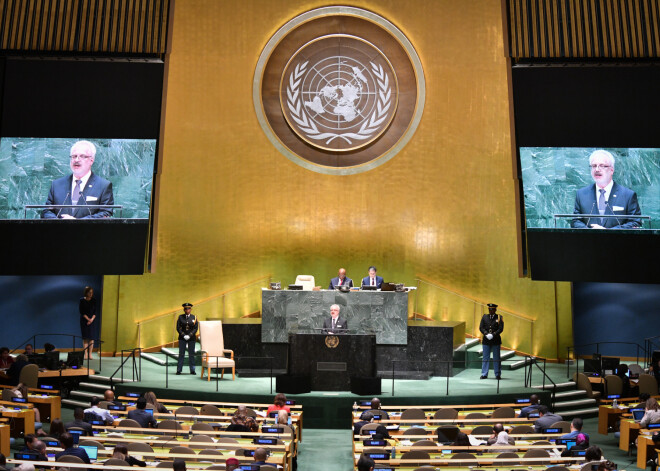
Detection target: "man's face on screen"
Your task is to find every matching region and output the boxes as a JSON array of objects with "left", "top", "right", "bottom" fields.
[
  {"left": 590, "top": 155, "right": 614, "bottom": 188},
  {"left": 70, "top": 145, "right": 95, "bottom": 178}
]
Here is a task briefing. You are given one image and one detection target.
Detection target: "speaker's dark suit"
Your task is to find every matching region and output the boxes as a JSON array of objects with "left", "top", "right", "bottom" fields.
[
  {"left": 329, "top": 277, "right": 353, "bottom": 289},
  {"left": 322, "top": 316, "right": 348, "bottom": 333},
  {"left": 571, "top": 182, "right": 641, "bottom": 229},
  {"left": 361, "top": 276, "right": 384, "bottom": 288},
  {"left": 42, "top": 173, "right": 114, "bottom": 219}
]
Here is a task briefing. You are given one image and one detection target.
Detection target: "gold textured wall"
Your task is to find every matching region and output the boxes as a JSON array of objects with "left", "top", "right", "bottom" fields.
[{"left": 101, "top": 0, "right": 573, "bottom": 360}]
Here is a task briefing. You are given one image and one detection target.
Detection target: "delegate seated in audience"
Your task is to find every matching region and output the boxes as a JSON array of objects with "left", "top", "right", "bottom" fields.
[
  {"left": 534, "top": 405, "right": 563, "bottom": 433},
  {"left": 584, "top": 445, "right": 603, "bottom": 463},
  {"left": 518, "top": 394, "right": 541, "bottom": 418},
  {"left": 144, "top": 391, "right": 170, "bottom": 413},
  {"left": 641, "top": 398, "right": 660, "bottom": 428},
  {"left": 55, "top": 432, "right": 90, "bottom": 464},
  {"left": 110, "top": 444, "right": 146, "bottom": 467},
  {"left": 0, "top": 347, "right": 14, "bottom": 369},
  {"left": 355, "top": 411, "right": 374, "bottom": 435},
  {"left": 253, "top": 447, "right": 277, "bottom": 468},
  {"left": 65, "top": 407, "right": 93, "bottom": 435},
  {"left": 267, "top": 392, "right": 291, "bottom": 415},
  {"left": 451, "top": 431, "right": 471, "bottom": 450},
  {"left": 490, "top": 431, "right": 514, "bottom": 453},
  {"left": 173, "top": 459, "right": 186, "bottom": 471},
  {"left": 30, "top": 440, "right": 48, "bottom": 461},
  {"left": 24, "top": 344, "right": 34, "bottom": 356},
  {"left": 10, "top": 383, "right": 44, "bottom": 434},
  {"left": 127, "top": 397, "right": 157, "bottom": 428},
  {"left": 104, "top": 389, "right": 122, "bottom": 406},
  {"left": 276, "top": 409, "right": 289, "bottom": 426},
  {"left": 617, "top": 364, "right": 640, "bottom": 398},
  {"left": 84, "top": 396, "right": 114, "bottom": 424},
  {"left": 226, "top": 408, "right": 250, "bottom": 432},
  {"left": 43, "top": 343, "right": 56, "bottom": 353},
  {"left": 372, "top": 425, "right": 397, "bottom": 446},
  {"left": 48, "top": 418, "right": 66, "bottom": 441},
  {"left": 598, "top": 461, "right": 618, "bottom": 471},
  {"left": 487, "top": 423, "right": 515, "bottom": 445},
  {"left": 560, "top": 417, "right": 589, "bottom": 443},
  {"left": 225, "top": 457, "right": 240, "bottom": 471},
  {"left": 20, "top": 434, "right": 37, "bottom": 453},
  {"left": 5, "top": 354, "right": 28, "bottom": 386},
  {"left": 561, "top": 433, "right": 588, "bottom": 457},
  {"left": 369, "top": 397, "right": 389, "bottom": 419},
  {"left": 357, "top": 454, "right": 375, "bottom": 471}
]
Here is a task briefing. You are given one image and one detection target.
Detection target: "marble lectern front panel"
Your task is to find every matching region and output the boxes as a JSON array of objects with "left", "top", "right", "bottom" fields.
[{"left": 261, "top": 289, "right": 408, "bottom": 345}]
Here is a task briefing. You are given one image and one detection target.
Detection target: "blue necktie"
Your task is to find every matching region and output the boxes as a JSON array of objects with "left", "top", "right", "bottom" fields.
[{"left": 598, "top": 189, "right": 606, "bottom": 225}]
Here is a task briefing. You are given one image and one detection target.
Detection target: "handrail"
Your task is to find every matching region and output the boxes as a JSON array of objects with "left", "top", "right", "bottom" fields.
[
  {"left": 524, "top": 356, "right": 557, "bottom": 405},
  {"left": 109, "top": 348, "right": 141, "bottom": 389},
  {"left": 136, "top": 275, "right": 272, "bottom": 326},
  {"left": 566, "top": 341, "right": 647, "bottom": 379},
  {"left": 414, "top": 276, "right": 535, "bottom": 322}
]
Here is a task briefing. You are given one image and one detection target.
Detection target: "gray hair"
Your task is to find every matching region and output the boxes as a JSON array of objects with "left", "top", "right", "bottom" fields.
[
  {"left": 330, "top": 304, "right": 340, "bottom": 311},
  {"left": 70, "top": 140, "right": 97, "bottom": 158},
  {"left": 589, "top": 149, "right": 615, "bottom": 169}
]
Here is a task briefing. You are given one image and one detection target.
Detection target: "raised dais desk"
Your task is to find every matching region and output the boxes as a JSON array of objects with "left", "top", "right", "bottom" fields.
[{"left": 261, "top": 289, "right": 408, "bottom": 345}]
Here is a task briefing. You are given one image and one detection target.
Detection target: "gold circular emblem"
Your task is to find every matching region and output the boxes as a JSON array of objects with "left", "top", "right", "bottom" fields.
[
  {"left": 325, "top": 335, "right": 339, "bottom": 348},
  {"left": 280, "top": 35, "right": 398, "bottom": 152},
  {"left": 254, "top": 7, "right": 425, "bottom": 175}
]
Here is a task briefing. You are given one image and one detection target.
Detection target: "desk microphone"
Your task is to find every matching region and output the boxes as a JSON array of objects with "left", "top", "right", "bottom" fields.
[{"left": 56, "top": 192, "right": 70, "bottom": 218}]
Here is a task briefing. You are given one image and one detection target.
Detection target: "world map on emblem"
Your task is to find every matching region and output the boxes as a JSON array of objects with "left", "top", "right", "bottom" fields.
[{"left": 281, "top": 35, "right": 399, "bottom": 152}]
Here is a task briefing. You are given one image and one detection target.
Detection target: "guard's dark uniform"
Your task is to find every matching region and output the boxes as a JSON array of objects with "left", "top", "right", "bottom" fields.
[
  {"left": 479, "top": 303, "right": 504, "bottom": 379},
  {"left": 176, "top": 303, "right": 198, "bottom": 374}
]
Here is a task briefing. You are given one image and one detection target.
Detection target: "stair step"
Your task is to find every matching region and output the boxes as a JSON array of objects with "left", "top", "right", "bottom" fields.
[
  {"left": 532, "top": 381, "right": 575, "bottom": 390},
  {"left": 476, "top": 349, "right": 516, "bottom": 360},
  {"left": 556, "top": 407, "right": 599, "bottom": 418},
  {"left": 509, "top": 359, "right": 529, "bottom": 370},
  {"left": 554, "top": 390, "right": 587, "bottom": 399},
  {"left": 553, "top": 398, "right": 597, "bottom": 409},
  {"left": 62, "top": 398, "right": 90, "bottom": 409},
  {"left": 161, "top": 347, "right": 179, "bottom": 359},
  {"left": 78, "top": 382, "right": 109, "bottom": 391},
  {"left": 141, "top": 352, "right": 167, "bottom": 366},
  {"left": 70, "top": 390, "right": 97, "bottom": 399},
  {"left": 88, "top": 374, "right": 134, "bottom": 384},
  {"left": 456, "top": 338, "right": 481, "bottom": 352}
]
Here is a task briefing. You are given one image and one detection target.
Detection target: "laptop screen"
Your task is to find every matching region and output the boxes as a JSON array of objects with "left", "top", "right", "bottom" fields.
[
  {"left": 632, "top": 409, "right": 646, "bottom": 421},
  {"left": 79, "top": 445, "right": 98, "bottom": 461}
]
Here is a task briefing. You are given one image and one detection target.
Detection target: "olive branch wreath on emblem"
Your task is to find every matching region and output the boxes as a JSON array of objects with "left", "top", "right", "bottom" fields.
[{"left": 286, "top": 61, "right": 392, "bottom": 145}]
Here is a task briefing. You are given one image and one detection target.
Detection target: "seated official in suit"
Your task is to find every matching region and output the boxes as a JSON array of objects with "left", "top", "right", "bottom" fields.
[
  {"left": 42, "top": 140, "right": 114, "bottom": 219},
  {"left": 361, "top": 266, "right": 384, "bottom": 288},
  {"left": 571, "top": 150, "right": 641, "bottom": 229},
  {"left": 329, "top": 267, "right": 353, "bottom": 289},
  {"left": 322, "top": 304, "right": 348, "bottom": 333}
]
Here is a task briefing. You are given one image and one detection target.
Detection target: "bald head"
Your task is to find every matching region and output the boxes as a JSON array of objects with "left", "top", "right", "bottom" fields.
[
  {"left": 104, "top": 390, "right": 115, "bottom": 402},
  {"left": 371, "top": 398, "right": 381, "bottom": 409},
  {"left": 253, "top": 447, "right": 268, "bottom": 461}
]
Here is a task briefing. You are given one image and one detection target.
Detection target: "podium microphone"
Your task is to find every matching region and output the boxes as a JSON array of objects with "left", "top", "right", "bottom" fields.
[
  {"left": 56, "top": 192, "right": 70, "bottom": 218},
  {"left": 585, "top": 202, "right": 595, "bottom": 227},
  {"left": 79, "top": 190, "right": 92, "bottom": 217},
  {"left": 605, "top": 200, "right": 623, "bottom": 228}
]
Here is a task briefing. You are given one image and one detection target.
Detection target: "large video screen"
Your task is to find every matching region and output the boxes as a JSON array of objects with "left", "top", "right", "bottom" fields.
[
  {"left": 520, "top": 147, "right": 660, "bottom": 230},
  {"left": 0, "top": 138, "right": 156, "bottom": 220}
]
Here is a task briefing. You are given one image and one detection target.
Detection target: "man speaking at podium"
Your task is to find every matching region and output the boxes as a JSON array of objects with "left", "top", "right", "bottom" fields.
[
  {"left": 322, "top": 304, "right": 348, "bottom": 334},
  {"left": 571, "top": 149, "right": 641, "bottom": 229},
  {"left": 42, "top": 140, "right": 114, "bottom": 219}
]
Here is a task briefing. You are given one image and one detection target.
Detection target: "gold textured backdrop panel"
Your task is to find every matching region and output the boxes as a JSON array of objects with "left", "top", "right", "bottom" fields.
[{"left": 101, "top": 0, "right": 572, "bottom": 359}]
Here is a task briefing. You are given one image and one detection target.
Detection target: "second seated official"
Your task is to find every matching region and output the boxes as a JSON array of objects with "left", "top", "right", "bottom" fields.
[
  {"left": 361, "top": 266, "right": 383, "bottom": 289},
  {"left": 329, "top": 268, "right": 353, "bottom": 289},
  {"left": 322, "top": 304, "right": 348, "bottom": 334}
]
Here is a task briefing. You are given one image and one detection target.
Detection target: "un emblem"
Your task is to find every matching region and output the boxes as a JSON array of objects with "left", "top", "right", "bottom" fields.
[
  {"left": 325, "top": 335, "right": 339, "bottom": 348},
  {"left": 254, "top": 7, "right": 425, "bottom": 175},
  {"left": 281, "top": 35, "right": 398, "bottom": 151}
]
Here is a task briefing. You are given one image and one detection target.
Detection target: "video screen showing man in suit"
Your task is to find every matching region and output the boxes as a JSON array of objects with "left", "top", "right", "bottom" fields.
[
  {"left": 322, "top": 304, "right": 348, "bottom": 334},
  {"left": 42, "top": 140, "right": 114, "bottom": 219},
  {"left": 571, "top": 150, "right": 642, "bottom": 229}
]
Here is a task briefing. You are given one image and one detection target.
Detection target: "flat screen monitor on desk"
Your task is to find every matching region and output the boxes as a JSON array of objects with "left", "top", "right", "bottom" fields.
[
  {"left": 67, "top": 351, "right": 84, "bottom": 368},
  {"left": 361, "top": 285, "right": 377, "bottom": 290},
  {"left": 583, "top": 358, "right": 601, "bottom": 376}
]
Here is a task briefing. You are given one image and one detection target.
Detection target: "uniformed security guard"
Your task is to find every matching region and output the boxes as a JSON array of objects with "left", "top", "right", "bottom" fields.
[
  {"left": 479, "top": 303, "right": 504, "bottom": 380},
  {"left": 176, "top": 302, "right": 199, "bottom": 375}
]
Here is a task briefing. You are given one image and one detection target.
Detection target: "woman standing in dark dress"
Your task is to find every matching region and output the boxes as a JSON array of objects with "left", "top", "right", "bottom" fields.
[{"left": 79, "top": 286, "right": 96, "bottom": 360}]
